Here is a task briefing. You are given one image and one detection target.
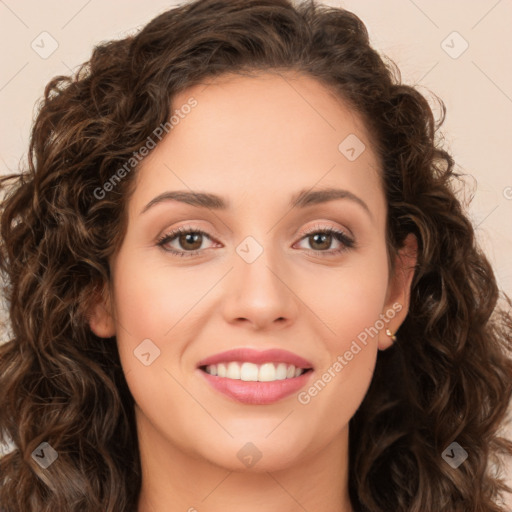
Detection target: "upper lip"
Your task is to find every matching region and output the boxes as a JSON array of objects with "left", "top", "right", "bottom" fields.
[{"left": 196, "top": 348, "right": 314, "bottom": 369}]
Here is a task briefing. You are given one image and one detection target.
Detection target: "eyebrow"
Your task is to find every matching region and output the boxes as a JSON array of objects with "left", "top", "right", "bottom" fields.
[{"left": 140, "top": 187, "right": 372, "bottom": 219}]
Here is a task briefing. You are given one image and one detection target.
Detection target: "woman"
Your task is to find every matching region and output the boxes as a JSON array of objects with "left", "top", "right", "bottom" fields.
[{"left": 1, "top": 0, "right": 511, "bottom": 510}]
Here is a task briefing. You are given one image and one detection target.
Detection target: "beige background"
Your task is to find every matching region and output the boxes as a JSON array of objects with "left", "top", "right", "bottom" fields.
[{"left": 1, "top": 0, "right": 511, "bottom": 503}]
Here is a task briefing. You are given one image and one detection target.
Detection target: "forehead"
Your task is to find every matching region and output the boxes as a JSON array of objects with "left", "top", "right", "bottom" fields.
[
  {"left": 171, "top": 71, "right": 375, "bottom": 158},
  {"left": 131, "top": 71, "right": 384, "bottom": 220}
]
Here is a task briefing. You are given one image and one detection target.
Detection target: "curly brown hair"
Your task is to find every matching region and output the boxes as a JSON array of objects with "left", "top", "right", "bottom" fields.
[{"left": 1, "top": 0, "right": 511, "bottom": 510}]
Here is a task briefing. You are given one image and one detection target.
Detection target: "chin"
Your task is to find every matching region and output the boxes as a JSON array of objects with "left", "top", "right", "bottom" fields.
[{"left": 196, "top": 434, "right": 309, "bottom": 473}]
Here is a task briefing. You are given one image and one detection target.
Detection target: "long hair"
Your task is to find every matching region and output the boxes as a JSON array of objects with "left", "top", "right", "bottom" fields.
[{"left": 1, "top": 1, "right": 511, "bottom": 510}]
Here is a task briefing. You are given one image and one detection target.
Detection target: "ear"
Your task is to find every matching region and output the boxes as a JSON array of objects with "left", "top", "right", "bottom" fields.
[
  {"left": 87, "top": 283, "right": 116, "bottom": 338},
  {"left": 378, "top": 233, "right": 418, "bottom": 351}
]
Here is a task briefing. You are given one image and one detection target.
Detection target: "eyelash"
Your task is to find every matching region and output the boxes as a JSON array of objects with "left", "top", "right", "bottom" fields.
[{"left": 156, "top": 223, "right": 356, "bottom": 258}]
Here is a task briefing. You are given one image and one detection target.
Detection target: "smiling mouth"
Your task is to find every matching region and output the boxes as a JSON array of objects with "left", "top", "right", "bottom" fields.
[{"left": 199, "top": 361, "right": 313, "bottom": 382}]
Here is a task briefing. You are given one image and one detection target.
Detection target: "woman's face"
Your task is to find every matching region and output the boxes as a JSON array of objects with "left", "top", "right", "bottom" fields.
[{"left": 90, "top": 71, "right": 416, "bottom": 473}]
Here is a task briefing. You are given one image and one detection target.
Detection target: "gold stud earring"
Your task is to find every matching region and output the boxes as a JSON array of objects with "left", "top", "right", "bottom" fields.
[{"left": 385, "top": 328, "right": 397, "bottom": 342}]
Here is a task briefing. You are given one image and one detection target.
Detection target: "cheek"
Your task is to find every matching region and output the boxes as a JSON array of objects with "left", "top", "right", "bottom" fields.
[
  {"left": 296, "top": 249, "right": 389, "bottom": 414},
  {"left": 304, "top": 247, "right": 390, "bottom": 346},
  {"left": 109, "top": 254, "right": 197, "bottom": 419},
  {"left": 108, "top": 252, "right": 186, "bottom": 381},
  {"left": 111, "top": 252, "right": 207, "bottom": 342},
  {"left": 110, "top": 250, "right": 231, "bottom": 402}
]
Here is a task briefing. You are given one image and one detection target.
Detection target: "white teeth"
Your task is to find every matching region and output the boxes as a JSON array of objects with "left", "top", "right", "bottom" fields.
[
  {"left": 258, "top": 362, "right": 276, "bottom": 382},
  {"left": 240, "top": 362, "right": 259, "bottom": 381},
  {"left": 217, "top": 363, "right": 227, "bottom": 377},
  {"left": 226, "top": 361, "right": 240, "bottom": 379},
  {"left": 203, "top": 361, "right": 309, "bottom": 382},
  {"left": 275, "top": 363, "right": 288, "bottom": 380}
]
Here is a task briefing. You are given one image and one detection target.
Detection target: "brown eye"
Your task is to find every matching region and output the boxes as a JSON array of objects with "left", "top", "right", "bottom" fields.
[
  {"left": 308, "top": 232, "right": 333, "bottom": 251},
  {"left": 157, "top": 227, "right": 216, "bottom": 257},
  {"left": 177, "top": 232, "right": 203, "bottom": 251},
  {"left": 295, "top": 226, "right": 355, "bottom": 257}
]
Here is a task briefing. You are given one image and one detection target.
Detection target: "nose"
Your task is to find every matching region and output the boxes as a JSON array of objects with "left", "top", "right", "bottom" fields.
[{"left": 221, "top": 242, "right": 298, "bottom": 331}]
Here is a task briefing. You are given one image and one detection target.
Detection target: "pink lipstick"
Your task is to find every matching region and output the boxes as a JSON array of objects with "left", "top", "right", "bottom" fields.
[{"left": 196, "top": 348, "right": 314, "bottom": 405}]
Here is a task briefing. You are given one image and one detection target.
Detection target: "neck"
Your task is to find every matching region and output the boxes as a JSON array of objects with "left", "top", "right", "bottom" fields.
[{"left": 135, "top": 409, "right": 354, "bottom": 512}]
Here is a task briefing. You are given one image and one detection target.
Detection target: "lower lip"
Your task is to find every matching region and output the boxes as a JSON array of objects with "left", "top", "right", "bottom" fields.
[{"left": 197, "top": 368, "right": 314, "bottom": 405}]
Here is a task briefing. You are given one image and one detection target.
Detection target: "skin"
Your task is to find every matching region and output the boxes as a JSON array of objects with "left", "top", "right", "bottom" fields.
[{"left": 90, "top": 71, "right": 417, "bottom": 512}]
